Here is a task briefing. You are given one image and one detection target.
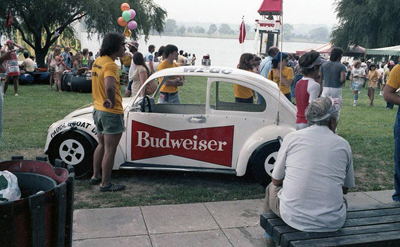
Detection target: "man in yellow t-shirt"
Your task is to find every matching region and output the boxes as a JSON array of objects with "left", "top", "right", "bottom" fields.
[
  {"left": 383, "top": 63, "right": 400, "bottom": 202},
  {"left": 90, "top": 33, "right": 126, "bottom": 192},
  {"left": 157, "top": 44, "right": 184, "bottom": 103},
  {"left": 268, "top": 52, "right": 294, "bottom": 101}
]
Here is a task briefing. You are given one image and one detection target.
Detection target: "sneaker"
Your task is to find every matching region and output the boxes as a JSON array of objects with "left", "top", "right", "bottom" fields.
[
  {"left": 353, "top": 102, "right": 357, "bottom": 106},
  {"left": 380, "top": 91, "right": 383, "bottom": 96},
  {"left": 89, "top": 177, "right": 102, "bottom": 185},
  {"left": 100, "top": 182, "right": 125, "bottom": 192},
  {"left": 14, "top": 93, "right": 18, "bottom": 96}
]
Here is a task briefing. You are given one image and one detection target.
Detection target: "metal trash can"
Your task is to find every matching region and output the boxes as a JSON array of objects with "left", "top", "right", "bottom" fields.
[{"left": 0, "top": 156, "right": 75, "bottom": 247}]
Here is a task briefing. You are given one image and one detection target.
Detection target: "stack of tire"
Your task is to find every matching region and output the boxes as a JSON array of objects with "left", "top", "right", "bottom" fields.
[{"left": 61, "top": 72, "right": 92, "bottom": 93}]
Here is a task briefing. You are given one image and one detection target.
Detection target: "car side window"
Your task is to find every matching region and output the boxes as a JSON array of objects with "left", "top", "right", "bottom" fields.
[
  {"left": 152, "top": 76, "right": 207, "bottom": 114},
  {"left": 209, "top": 80, "right": 266, "bottom": 112}
]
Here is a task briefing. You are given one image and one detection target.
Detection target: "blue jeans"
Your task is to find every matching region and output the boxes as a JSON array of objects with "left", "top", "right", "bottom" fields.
[
  {"left": 393, "top": 106, "right": 400, "bottom": 201},
  {"left": 291, "top": 74, "right": 303, "bottom": 100},
  {"left": 158, "top": 92, "right": 180, "bottom": 104}
]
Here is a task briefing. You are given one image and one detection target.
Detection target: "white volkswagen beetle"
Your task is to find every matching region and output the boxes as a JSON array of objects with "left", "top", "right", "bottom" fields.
[{"left": 44, "top": 66, "right": 296, "bottom": 185}]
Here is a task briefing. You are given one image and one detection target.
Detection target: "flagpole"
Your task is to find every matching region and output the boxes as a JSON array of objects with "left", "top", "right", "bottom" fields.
[{"left": 276, "top": 0, "right": 284, "bottom": 126}]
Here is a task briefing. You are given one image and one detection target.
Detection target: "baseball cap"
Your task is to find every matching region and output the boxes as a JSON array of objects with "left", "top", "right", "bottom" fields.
[
  {"left": 272, "top": 52, "right": 288, "bottom": 64},
  {"left": 127, "top": 40, "right": 139, "bottom": 49},
  {"left": 389, "top": 61, "right": 395, "bottom": 66}
]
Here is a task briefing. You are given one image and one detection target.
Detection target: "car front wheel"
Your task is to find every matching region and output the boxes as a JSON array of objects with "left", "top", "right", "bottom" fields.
[
  {"left": 248, "top": 141, "right": 281, "bottom": 187},
  {"left": 48, "top": 131, "right": 97, "bottom": 178}
]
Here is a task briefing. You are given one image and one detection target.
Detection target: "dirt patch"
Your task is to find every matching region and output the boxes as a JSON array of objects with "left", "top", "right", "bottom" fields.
[{"left": 1, "top": 148, "right": 46, "bottom": 161}]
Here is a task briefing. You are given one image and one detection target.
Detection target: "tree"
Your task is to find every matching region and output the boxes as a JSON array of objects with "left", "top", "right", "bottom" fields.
[
  {"left": 331, "top": 0, "right": 400, "bottom": 49},
  {"left": 309, "top": 27, "right": 329, "bottom": 42},
  {"left": 218, "top": 24, "right": 233, "bottom": 35},
  {"left": 164, "top": 19, "right": 177, "bottom": 34},
  {"left": 194, "top": 26, "right": 205, "bottom": 34},
  {"left": 0, "top": 0, "right": 167, "bottom": 67},
  {"left": 283, "top": 24, "right": 294, "bottom": 41},
  {"left": 178, "top": 25, "right": 186, "bottom": 36},
  {"left": 207, "top": 24, "right": 217, "bottom": 35}
]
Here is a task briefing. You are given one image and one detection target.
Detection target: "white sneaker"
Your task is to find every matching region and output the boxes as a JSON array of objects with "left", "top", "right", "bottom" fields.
[
  {"left": 380, "top": 91, "right": 383, "bottom": 96},
  {"left": 14, "top": 93, "right": 18, "bottom": 96},
  {"left": 353, "top": 102, "right": 357, "bottom": 106}
]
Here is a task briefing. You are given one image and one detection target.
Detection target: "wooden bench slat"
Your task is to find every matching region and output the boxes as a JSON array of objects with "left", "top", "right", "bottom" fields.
[
  {"left": 281, "top": 222, "right": 400, "bottom": 247},
  {"left": 344, "top": 215, "right": 400, "bottom": 227},
  {"left": 347, "top": 207, "right": 400, "bottom": 219},
  {"left": 289, "top": 230, "right": 400, "bottom": 247}
]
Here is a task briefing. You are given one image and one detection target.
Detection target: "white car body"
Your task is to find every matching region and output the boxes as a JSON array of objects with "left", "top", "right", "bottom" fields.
[{"left": 44, "top": 66, "right": 296, "bottom": 184}]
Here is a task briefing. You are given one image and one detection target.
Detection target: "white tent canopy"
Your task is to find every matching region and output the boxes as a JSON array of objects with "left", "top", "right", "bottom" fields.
[{"left": 366, "top": 45, "right": 400, "bottom": 56}]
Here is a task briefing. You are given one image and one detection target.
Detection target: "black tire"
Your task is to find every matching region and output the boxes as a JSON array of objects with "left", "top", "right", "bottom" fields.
[
  {"left": 48, "top": 131, "right": 97, "bottom": 178},
  {"left": 248, "top": 141, "right": 281, "bottom": 187}
]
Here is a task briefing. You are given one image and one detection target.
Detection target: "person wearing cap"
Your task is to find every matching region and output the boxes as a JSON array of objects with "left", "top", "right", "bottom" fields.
[
  {"left": 157, "top": 44, "right": 184, "bottom": 103},
  {"left": 3, "top": 40, "right": 24, "bottom": 96},
  {"left": 263, "top": 97, "right": 354, "bottom": 237},
  {"left": 350, "top": 60, "right": 366, "bottom": 106},
  {"left": 320, "top": 47, "right": 346, "bottom": 100},
  {"left": 385, "top": 61, "right": 396, "bottom": 109},
  {"left": 295, "top": 50, "right": 323, "bottom": 130},
  {"left": 383, "top": 62, "right": 400, "bottom": 202},
  {"left": 90, "top": 32, "right": 126, "bottom": 192},
  {"left": 267, "top": 52, "right": 294, "bottom": 101}
]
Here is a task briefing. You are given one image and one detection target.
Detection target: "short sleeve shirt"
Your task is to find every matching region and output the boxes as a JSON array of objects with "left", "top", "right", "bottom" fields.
[
  {"left": 351, "top": 67, "right": 366, "bottom": 84},
  {"left": 387, "top": 64, "right": 400, "bottom": 90},
  {"left": 273, "top": 125, "right": 354, "bottom": 232},
  {"left": 267, "top": 66, "right": 294, "bottom": 94},
  {"left": 91, "top": 56, "right": 123, "bottom": 114},
  {"left": 321, "top": 61, "right": 346, "bottom": 88},
  {"left": 158, "top": 60, "right": 180, "bottom": 93}
]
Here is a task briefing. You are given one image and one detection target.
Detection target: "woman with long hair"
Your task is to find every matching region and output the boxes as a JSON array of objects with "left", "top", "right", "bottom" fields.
[
  {"left": 367, "top": 63, "right": 379, "bottom": 106},
  {"left": 268, "top": 52, "right": 294, "bottom": 101},
  {"left": 125, "top": 52, "right": 151, "bottom": 97},
  {"left": 234, "top": 53, "right": 254, "bottom": 103},
  {"left": 81, "top": 48, "right": 91, "bottom": 68}
]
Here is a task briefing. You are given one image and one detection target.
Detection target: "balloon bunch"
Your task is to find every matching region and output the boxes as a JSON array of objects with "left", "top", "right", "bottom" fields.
[{"left": 118, "top": 3, "right": 137, "bottom": 37}]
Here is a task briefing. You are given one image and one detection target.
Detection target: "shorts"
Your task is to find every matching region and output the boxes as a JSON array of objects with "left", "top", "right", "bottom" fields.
[
  {"left": 49, "top": 66, "right": 56, "bottom": 73},
  {"left": 93, "top": 109, "right": 125, "bottom": 135},
  {"left": 352, "top": 82, "right": 363, "bottom": 91}
]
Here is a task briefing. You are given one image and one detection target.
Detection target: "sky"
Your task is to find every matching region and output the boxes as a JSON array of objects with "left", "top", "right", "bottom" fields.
[{"left": 152, "top": 0, "right": 338, "bottom": 26}]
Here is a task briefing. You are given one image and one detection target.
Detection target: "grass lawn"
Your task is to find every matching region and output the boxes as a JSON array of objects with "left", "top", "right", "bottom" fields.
[{"left": 0, "top": 81, "right": 397, "bottom": 209}]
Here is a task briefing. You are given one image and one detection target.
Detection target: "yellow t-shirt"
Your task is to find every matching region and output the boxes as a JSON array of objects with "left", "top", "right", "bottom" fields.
[
  {"left": 158, "top": 60, "right": 180, "bottom": 93},
  {"left": 387, "top": 65, "right": 400, "bottom": 90},
  {"left": 267, "top": 66, "right": 294, "bottom": 95},
  {"left": 234, "top": 69, "right": 254, "bottom": 99},
  {"left": 91, "top": 56, "right": 123, "bottom": 114},
  {"left": 120, "top": 53, "right": 132, "bottom": 67}
]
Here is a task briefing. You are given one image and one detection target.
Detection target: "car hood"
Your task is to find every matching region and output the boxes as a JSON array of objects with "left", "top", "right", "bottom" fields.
[{"left": 64, "top": 98, "right": 133, "bottom": 119}]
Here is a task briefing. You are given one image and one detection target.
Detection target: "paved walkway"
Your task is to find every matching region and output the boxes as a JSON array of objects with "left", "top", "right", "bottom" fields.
[{"left": 73, "top": 190, "right": 397, "bottom": 247}]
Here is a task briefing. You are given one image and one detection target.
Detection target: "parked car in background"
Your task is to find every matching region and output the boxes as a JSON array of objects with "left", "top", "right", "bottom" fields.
[{"left": 44, "top": 66, "right": 296, "bottom": 185}]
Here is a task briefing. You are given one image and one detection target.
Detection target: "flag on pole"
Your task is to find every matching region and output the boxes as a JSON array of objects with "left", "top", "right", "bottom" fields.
[
  {"left": 239, "top": 17, "right": 246, "bottom": 44},
  {"left": 5, "top": 10, "right": 13, "bottom": 28}
]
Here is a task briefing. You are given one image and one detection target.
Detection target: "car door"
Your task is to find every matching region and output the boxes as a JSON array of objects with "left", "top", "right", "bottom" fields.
[{"left": 124, "top": 75, "right": 236, "bottom": 171}]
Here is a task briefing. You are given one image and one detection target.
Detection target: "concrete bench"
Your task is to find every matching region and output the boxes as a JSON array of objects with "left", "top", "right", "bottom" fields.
[{"left": 260, "top": 203, "right": 400, "bottom": 247}]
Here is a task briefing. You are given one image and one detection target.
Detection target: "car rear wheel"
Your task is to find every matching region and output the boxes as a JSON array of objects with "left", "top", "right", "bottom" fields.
[
  {"left": 48, "top": 131, "right": 97, "bottom": 178},
  {"left": 249, "top": 141, "right": 281, "bottom": 187}
]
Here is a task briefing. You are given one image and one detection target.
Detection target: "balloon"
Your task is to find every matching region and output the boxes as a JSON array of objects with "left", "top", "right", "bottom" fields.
[
  {"left": 129, "top": 9, "right": 136, "bottom": 19},
  {"left": 124, "top": 28, "right": 132, "bottom": 37},
  {"left": 122, "top": 10, "right": 131, "bottom": 22},
  {"left": 121, "top": 3, "right": 130, "bottom": 12},
  {"left": 117, "top": 17, "right": 127, "bottom": 26},
  {"left": 127, "top": 21, "right": 137, "bottom": 30}
]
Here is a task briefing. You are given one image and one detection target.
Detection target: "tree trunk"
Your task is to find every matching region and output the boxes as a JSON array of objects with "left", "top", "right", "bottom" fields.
[{"left": 34, "top": 48, "right": 48, "bottom": 68}]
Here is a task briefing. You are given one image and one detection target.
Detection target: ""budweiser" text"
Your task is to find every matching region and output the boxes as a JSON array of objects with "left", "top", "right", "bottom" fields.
[{"left": 136, "top": 131, "right": 227, "bottom": 151}]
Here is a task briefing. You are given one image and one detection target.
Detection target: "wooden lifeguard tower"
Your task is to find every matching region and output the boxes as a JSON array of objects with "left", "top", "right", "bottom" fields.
[{"left": 255, "top": 0, "right": 282, "bottom": 57}]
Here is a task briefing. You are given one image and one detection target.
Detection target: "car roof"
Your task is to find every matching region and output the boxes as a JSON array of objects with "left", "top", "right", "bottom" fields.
[{"left": 146, "top": 66, "right": 279, "bottom": 91}]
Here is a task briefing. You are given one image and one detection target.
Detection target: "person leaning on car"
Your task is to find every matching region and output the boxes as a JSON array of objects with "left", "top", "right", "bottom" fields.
[
  {"left": 90, "top": 33, "right": 126, "bottom": 192},
  {"left": 263, "top": 97, "right": 354, "bottom": 244}
]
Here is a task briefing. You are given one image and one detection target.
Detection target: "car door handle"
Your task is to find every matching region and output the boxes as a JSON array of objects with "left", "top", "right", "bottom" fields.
[{"left": 187, "top": 116, "right": 206, "bottom": 123}]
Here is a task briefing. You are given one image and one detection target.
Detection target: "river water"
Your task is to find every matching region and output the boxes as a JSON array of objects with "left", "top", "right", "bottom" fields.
[{"left": 81, "top": 34, "right": 323, "bottom": 68}]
